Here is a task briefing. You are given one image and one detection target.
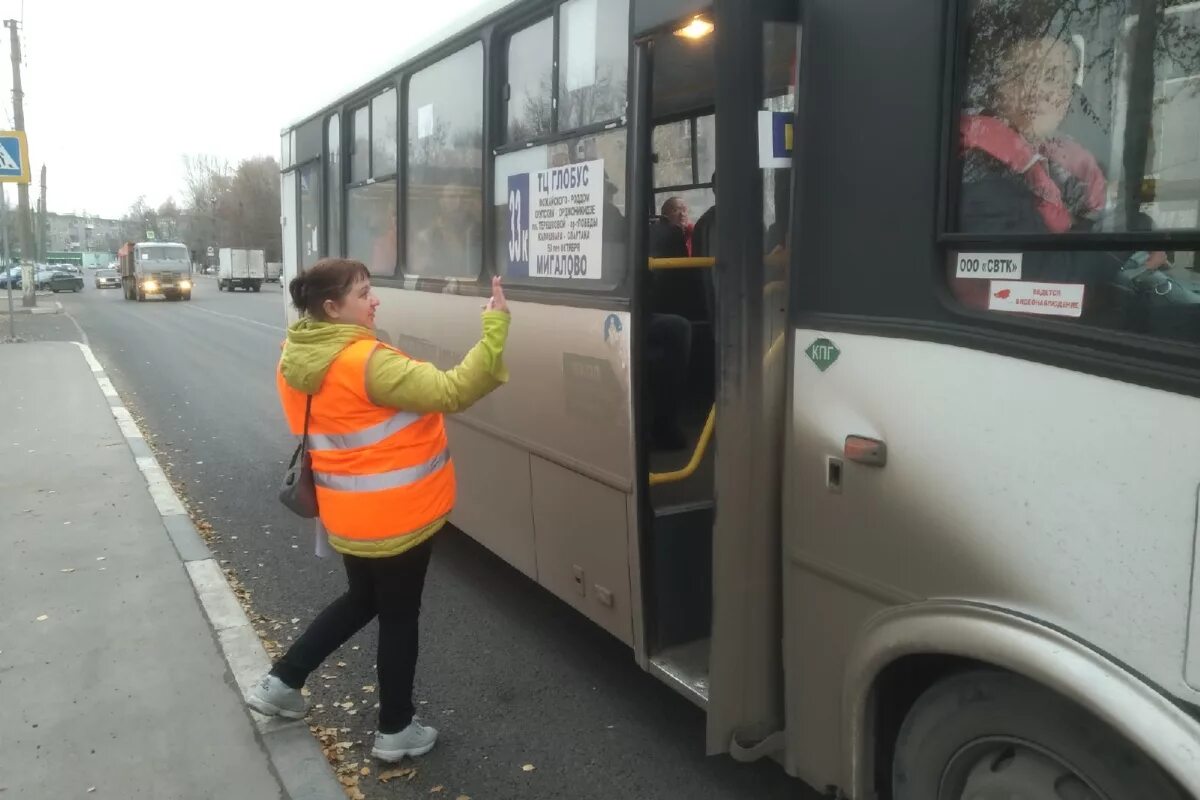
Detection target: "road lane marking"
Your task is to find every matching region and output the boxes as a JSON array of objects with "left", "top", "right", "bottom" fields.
[{"left": 185, "top": 303, "right": 284, "bottom": 333}]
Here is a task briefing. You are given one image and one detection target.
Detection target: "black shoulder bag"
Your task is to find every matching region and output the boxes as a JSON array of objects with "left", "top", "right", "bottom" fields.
[{"left": 279, "top": 395, "right": 319, "bottom": 518}]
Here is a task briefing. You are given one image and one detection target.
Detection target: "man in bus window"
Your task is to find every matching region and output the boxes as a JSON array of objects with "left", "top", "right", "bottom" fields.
[{"left": 661, "top": 196, "right": 693, "bottom": 255}]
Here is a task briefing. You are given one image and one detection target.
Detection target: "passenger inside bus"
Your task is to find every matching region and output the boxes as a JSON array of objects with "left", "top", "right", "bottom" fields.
[
  {"left": 691, "top": 173, "right": 716, "bottom": 258},
  {"left": 645, "top": 204, "right": 694, "bottom": 451},
  {"left": 960, "top": 32, "right": 1108, "bottom": 240},
  {"left": 954, "top": 15, "right": 1179, "bottom": 325},
  {"left": 660, "top": 196, "right": 693, "bottom": 254},
  {"left": 410, "top": 191, "right": 482, "bottom": 276}
]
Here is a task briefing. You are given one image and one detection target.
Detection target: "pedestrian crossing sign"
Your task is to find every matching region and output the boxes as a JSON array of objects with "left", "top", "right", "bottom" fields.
[{"left": 0, "top": 131, "right": 30, "bottom": 183}]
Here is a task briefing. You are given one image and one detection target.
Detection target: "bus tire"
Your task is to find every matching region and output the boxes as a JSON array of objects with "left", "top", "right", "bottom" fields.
[{"left": 892, "top": 670, "right": 1183, "bottom": 800}]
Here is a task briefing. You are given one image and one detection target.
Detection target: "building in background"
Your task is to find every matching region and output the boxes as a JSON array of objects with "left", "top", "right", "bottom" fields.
[{"left": 45, "top": 213, "right": 124, "bottom": 254}]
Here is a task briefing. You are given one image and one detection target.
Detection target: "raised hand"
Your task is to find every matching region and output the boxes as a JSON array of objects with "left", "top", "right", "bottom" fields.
[{"left": 484, "top": 276, "right": 509, "bottom": 314}]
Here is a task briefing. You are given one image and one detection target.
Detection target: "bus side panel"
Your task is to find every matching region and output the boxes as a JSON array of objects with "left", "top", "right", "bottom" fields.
[
  {"left": 782, "top": 329, "right": 1200, "bottom": 790},
  {"left": 445, "top": 419, "right": 537, "bottom": 579},
  {"left": 530, "top": 454, "right": 634, "bottom": 645},
  {"left": 373, "top": 287, "right": 637, "bottom": 641},
  {"left": 280, "top": 172, "right": 299, "bottom": 324}
]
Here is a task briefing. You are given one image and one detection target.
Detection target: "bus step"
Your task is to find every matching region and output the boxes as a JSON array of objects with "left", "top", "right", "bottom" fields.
[
  {"left": 650, "top": 501, "right": 713, "bottom": 651},
  {"left": 649, "top": 638, "right": 710, "bottom": 708}
]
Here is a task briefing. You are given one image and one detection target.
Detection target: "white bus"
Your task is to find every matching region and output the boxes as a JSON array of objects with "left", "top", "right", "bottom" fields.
[{"left": 280, "top": 0, "right": 1200, "bottom": 796}]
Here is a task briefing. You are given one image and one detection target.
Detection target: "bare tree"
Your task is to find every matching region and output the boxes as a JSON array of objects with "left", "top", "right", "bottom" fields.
[{"left": 178, "top": 153, "right": 282, "bottom": 261}]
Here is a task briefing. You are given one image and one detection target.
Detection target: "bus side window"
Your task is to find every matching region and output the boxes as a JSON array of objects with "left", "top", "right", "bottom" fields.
[{"left": 949, "top": 0, "right": 1200, "bottom": 345}]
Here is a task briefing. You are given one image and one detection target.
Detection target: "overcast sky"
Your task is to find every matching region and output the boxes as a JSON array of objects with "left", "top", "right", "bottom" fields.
[{"left": 0, "top": 0, "right": 496, "bottom": 219}]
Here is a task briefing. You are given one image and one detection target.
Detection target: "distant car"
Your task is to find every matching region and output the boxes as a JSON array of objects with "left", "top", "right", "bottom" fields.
[
  {"left": 0, "top": 266, "right": 20, "bottom": 290},
  {"left": 34, "top": 267, "right": 56, "bottom": 290},
  {"left": 48, "top": 268, "right": 83, "bottom": 293},
  {"left": 95, "top": 268, "right": 121, "bottom": 289}
]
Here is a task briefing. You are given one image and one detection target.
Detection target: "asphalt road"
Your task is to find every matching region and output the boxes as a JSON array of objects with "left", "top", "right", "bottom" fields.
[{"left": 36, "top": 276, "right": 814, "bottom": 800}]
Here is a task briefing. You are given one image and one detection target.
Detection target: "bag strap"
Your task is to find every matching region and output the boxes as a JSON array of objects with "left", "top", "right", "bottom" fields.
[{"left": 301, "top": 395, "right": 312, "bottom": 452}]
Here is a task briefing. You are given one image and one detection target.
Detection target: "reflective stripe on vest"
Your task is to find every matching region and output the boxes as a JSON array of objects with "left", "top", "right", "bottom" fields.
[
  {"left": 277, "top": 339, "right": 456, "bottom": 544},
  {"left": 314, "top": 448, "right": 449, "bottom": 492},
  {"left": 307, "top": 408, "right": 422, "bottom": 451}
]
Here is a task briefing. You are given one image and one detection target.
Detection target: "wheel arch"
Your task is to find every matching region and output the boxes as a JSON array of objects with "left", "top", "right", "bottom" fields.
[{"left": 843, "top": 600, "right": 1200, "bottom": 799}]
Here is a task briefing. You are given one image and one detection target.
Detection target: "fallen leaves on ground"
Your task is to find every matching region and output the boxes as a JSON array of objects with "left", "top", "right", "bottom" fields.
[
  {"left": 430, "top": 785, "right": 444, "bottom": 793},
  {"left": 35, "top": 615, "right": 48, "bottom": 622},
  {"left": 522, "top": 764, "right": 536, "bottom": 772},
  {"left": 378, "top": 766, "right": 418, "bottom": 783}
]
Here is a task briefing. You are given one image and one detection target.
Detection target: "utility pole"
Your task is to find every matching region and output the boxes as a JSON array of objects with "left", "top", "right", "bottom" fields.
[
  {"left": 2, "top": 184, "right": 14, "bottom": 339},
  {"left": 5, "top": 19, "right": 35, "bottom": 308}
]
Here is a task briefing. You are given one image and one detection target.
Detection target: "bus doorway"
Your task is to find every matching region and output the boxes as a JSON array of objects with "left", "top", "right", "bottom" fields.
[
  {"left": 632, "top": 4, "right": 799, "bottom": 752},
  {"left": 637, "top": 12, "right": 720, "bottom": 705}
]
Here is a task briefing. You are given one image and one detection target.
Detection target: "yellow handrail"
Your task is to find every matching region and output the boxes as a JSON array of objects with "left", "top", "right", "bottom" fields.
[
  {"left": 648, "top": 404, "right": 716, "bottom": 486},
  {"left": 647, "top": 257, "right": 715, "bottom": 270},
  {"left": 648, "top": 253, "right": 787, "bottom": 271},
  {"left": 644, "top": 249, "right": 790, "bottom": 486}
]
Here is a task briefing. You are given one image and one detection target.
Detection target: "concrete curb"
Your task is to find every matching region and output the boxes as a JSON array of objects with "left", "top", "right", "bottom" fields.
[
  {"left": 69, "top": 341, "right": 345, "bottom": 800},
  {"left": 0, "top": 300, "right": 63, "bottom": 315}
]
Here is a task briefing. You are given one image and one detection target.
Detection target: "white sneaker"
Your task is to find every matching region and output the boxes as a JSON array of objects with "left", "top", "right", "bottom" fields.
[
  {"left": 371, "top": 719, "right": 439, "bottom": 762},
  {"left": 246, "top": 674, "right": 307, "bottom": 719}
]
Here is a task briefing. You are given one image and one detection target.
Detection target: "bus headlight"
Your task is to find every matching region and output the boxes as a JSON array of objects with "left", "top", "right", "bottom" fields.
[{"left": 143, "top": 280, "right": 158, "bottom": 291}]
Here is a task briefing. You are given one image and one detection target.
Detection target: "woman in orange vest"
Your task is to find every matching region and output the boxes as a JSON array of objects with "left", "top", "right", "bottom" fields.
[{"left": 248, "top": 257, "right": 509, "bottom": 763}]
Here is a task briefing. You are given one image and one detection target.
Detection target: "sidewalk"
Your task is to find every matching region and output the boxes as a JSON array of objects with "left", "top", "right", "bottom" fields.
[
  {"left": 0, "top": 341, "right": 341, "bottom": 799},
  {"left": 1, "top": 289, "right": 62, "bottom": 314}
]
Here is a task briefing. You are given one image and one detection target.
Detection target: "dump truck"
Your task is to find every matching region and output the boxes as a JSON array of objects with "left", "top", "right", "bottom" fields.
[{"left": 118, "top": 241, "right": 193, "bottom": 302}]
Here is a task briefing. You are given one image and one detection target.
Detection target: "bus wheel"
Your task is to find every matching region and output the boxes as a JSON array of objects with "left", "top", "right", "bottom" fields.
[{"left": 892, "top": 670, "right": 1183, "bottom": 800}]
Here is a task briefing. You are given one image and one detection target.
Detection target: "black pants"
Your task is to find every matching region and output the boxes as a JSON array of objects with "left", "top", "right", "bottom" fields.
[
  {"left": 645, "top": 313, "right": 692, "bottom": 429},
  {"left": 272, "top": 539, "right": 433, "bottom": 734}
]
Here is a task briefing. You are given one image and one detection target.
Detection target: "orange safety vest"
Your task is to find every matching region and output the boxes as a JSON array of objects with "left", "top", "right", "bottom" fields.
[{"left": 277, "top": 339, "right": 455, "bottom": 556}]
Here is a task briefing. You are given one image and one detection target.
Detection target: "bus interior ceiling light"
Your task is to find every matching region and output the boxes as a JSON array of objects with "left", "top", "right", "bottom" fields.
[{"left": 674, "top": 16, "right": 713, "bottom": 39}]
